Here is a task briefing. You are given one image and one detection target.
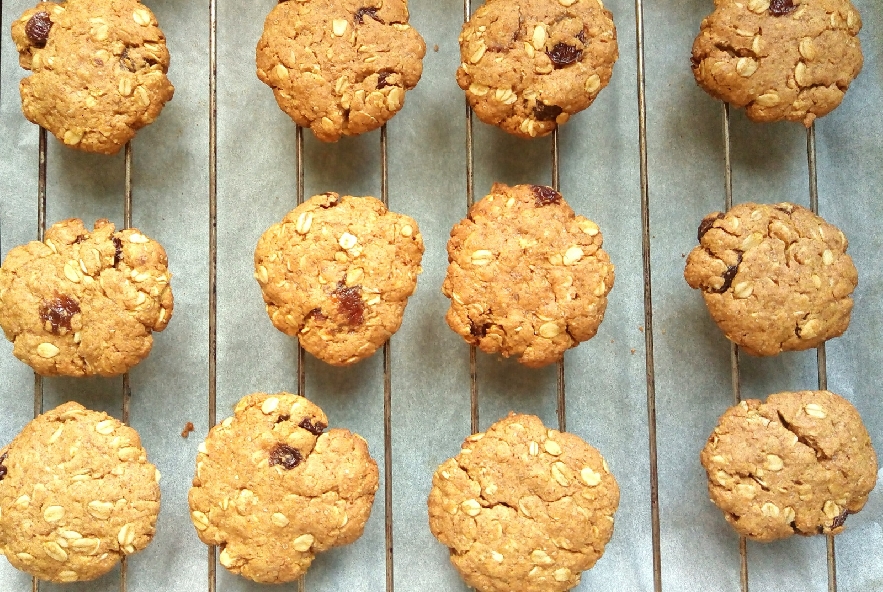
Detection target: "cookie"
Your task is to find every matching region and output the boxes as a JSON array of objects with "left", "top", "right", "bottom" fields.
[
  {"left": 11, "top": 0, "right": 174, "bottom": 154},
  {"left": 188, "top": 392, "right": 379, "bottom": 584},
  {"left": 457, "top": 0, "right": 617, "bottom": 139},
  {"left": 701, "top": 391, "right": 877, "bottom": 542},
  {"left": 428, "top": 413, "right": 619, "bottom": 592},
  {"left": 684, "top": 202, "right": 856, "bottom": 356},
  {"left": 0, "top": 218, "right": 174, "bottom": 377},
  {"left": 254, "top": 193, "right": 424, "bottom": 366},
  {"left": 442, "top": 183, "right": 614, "bottom": 368},
  {"left": 691, "top": 0, "right": 862, "bottom": 127},
  {"left": 0, "top": 402, "right": 161, "bottom": 583},
  {"left": 256, "top": 0, "right": 425, "bottom": 142}
]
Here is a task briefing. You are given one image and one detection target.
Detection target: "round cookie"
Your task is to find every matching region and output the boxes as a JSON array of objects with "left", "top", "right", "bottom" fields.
[
  {"left": 254, "top": 193, "right": 424, "bottom": 366},
  {"left": 188, "top": 392, "right": 379, "bottom": 584},
  {"left": 701, "top": 391, "right": 877, "bottom": 542},
  {"left": 684, "top": 202, "right": 856, "bottom": 356},
  {"left": 691, "top": 0, "right": 863, "bottom": 127},
  {"left": 11, "top": 0, "right": 174, "bottom": 154},
  {"left": 442, "top": 183, "right": 614, "bottom": 368},
  {"left": 256, "top": 0, "right": 426, "bottom": 142},
  {"left": 428, "top": 413, "right": 619, "bottom": 592},
  {"left": 0, "top": 402, "right": 161, "bottom": 583},
  {"left": 0, "top": 218, "right": 174, "bottom": 377},
  {"left": 457, "top": 0, "right": 618, "bottom": 139}
]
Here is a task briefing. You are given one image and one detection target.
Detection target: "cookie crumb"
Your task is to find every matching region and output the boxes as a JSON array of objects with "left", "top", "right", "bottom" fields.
[
  {"left": 433, "top": 44, "right": 439, "bottom": 52},
  {"left": 181, "top": 422, "right": 195, "bottom": 438}
]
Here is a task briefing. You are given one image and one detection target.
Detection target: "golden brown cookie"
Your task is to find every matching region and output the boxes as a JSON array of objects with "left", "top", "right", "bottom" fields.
[
  {"left": 11, "top": 0, "right": 174, "bottom": 154},
  {"left": 0, "top": 218, "right": 174, "bottom": 377},
  {"left": 0, "top": 402, "right": 161, "bottom": 583},
  {"left": 691, "top": 0, "right": 863, "bottom": 127},
  {"left": 701, "top": 391, "right": 877, "bottom": 542},
  {"left": 256, "top": 0, "right": 426, "bottom": 142},
  {"left": 254, "top": 193, "right": 424, "bottom": 366},
  {"left": 188, "top": 392, "right": 379, "bottom": 584},
  {"left": 457, "top": 0, "right": 618, "bottom": 138},
  {"left": 428, "top": 413, "right": 619, "bottom": 592},
  {"left": 684, "top": 202, "right": 856, "bottom": 356},
  {"left": 442, "top": 183, "right": 614, "bottom": 368}
]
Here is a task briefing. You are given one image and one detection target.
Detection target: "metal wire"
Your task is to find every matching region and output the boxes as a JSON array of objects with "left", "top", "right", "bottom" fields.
[
  {"left": 721, "top": 103, "right": 750, "bottom": 592},
  {"left": 463, "top": 0, "right": 479, "bottom": 436},
  {"left": 207, "top": 0, "right": 219, "bottom": 587},
  {"left": 380, "top": 124, "right": 395, "bottom": 592},
  {"left": 119, "top": 141, "right": 134, "bottom": 592},
  {"left": 550, "top": 132, "right": 566, "bottom": 433}
]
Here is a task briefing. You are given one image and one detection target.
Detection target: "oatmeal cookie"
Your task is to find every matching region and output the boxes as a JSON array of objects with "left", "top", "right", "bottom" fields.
[
  {"left": 0, "top": 402, "right": 161, "bottom": 582},
  {"left": 457, "top": 0, "right": 618, "bottom": 138},
  {"left": 691, "top": 0, "right": 863, "bottom": 126},
  {"left": 428, "top": 413, "right": 619, "bottom": 592},
  {"left": 684, "top": 202, "right": 856, "bottom": 356},
  {"left": 254, "top": 193, "right": 424, "bottom": 366},
  {"left": 11, "top": 0, "right": 174, "bottom": 154},
  {"left": 442, "top": 183, "right": 614, "bottom": 368},
  {"left": 0, "top": 218, "right": 174, "bottom": 377},
  {"left": 701, "top": 391, "right": 877, "bottom": 542},
  {"left": 188, "top": 392, "right": 379, "bottom": 583},
  {"left": 256, "top": 0, "right": 425, "bottom": 142}
]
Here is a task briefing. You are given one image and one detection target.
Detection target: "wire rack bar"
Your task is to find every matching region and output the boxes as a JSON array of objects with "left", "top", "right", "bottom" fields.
[
  {"left": 463, "top": 0, "right": 479, "bottom": 436},
  {"left": 295, "top": 122, "right": 307, "bottom": 592},
  {"left": 119, "top": 141, "right": 133, "bottom": 592},
  {"left": 551, "top": 132, "right": 566, "bottom": 433},
  {"left": 207, "top": 0, "right": 219, "bottom": 587},
  {"left": 806, "top": 125, "right": 837, "bottom": 592},
  {"left": 380, "top": 124, "right": 395, "bottom": 592},
  {"left": 634, "top": 0, "right": 662, "bottom": 590},
  {"left": 721, "top": 103, "right": 750, "bottom": 592}
]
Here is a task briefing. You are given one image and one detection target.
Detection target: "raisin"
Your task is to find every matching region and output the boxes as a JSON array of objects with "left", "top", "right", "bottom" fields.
[
  {"left": 268, "top": 444, "right": 303, "bottom": 470},
  {"left": 377, "top": 70, "right": 394, "bottom": 89},
  {"left": 533, "top": 102, "right": 563, "bottom": 122},
  {"left": 469, "top": 321, "right": 490, "bottom": 338},
  {"left": 0, "top": 452, "right": 7, "bottom": 482},
  {"left": 697, "top": 213, "right": 724, "bottom": 241},
  {"left": 39, "top": 295, "right": 80, "bottom": 334},
  {"left": 769, "top": 0, "right": 796, "bottom": 16},
  {"left": 332, "top": 282, "right": 365, "bottom": 326},
  {"left": 112, "top": 237, "right": 124, "bottom": 267},
  {"left": 576, "top": 30, "right": 587, "bottom": 44},
  {"left": 832, "top": 509, "right": 851, "bottom": 529},
  {"left": 547, "top": 43, "right": 582, "bottom": 68},
  {"left": 355, "top": 7, "right": 384, "bottom": 25},
  {"left": 306, "top": 308, "right": 327, "bottom": 322},
  {"left": 120, "top": 48, "right": 136, "bottom": 73},
  {"left": 276, "top": 415, "right": 290, "bottom": 424},
  {"left": 299, "top": 418, "right": 327, "bottom": 436},
  {"left": 708, "top": 252, "right": 743, "bottom": 294},
  {"left": 25, "top": 12, "right": 52, "bottom": 48},
  {"left": 690, "top": 55, "right": 701, "bottom": 70},
  {"left": 531, "top": 185, "right": 562, "bottom": 206},
  {"left": 73, "top": 235, "right": 87, "bottom": 244}
]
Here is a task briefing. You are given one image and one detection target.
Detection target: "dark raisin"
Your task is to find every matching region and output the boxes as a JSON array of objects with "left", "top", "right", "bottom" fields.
[
  {"left": 697, "top": 213, "right": 724, "bottom": 241},
  {"left": 769, "top": 0, "right": 796, "bottom": 16},
  {"left": 120, "top": 48, "right": 136, "bottom": 73},
  {"left": 832, "top": 509, "right": 851, "bottom": 529},
  {"left": 469, "top": 321, "right": 490, "bottom": 338},
  {"left": 690, "top": 55, "right": 701, "bottom": 70},
  {"left": 355, "top": 7, "right": 384, "bottom": 25},
  {"left": 531, "top": 185, "right": 562, "bottom": 206},
  {"left": 547, "top": 43, "right": 582, "bottom": 68},
  {"left": 73, "top": 235, "right": 87, "bottom": 244},
  {"left": 112, "top": 237, "right": 124, "bottom": 267},
  {"left": 708, "top": 252, "right": 743, "bottom": 294},
  {"left": 0, "top": 452, "right": 7, "bottom": 481},
  {"left": 533, "top": 102, "right": 563, "bottom": 122},
  {"left": 276, "top": 415, "right": 290, "bottom": 424},
  {"left": 576, "top": 30, "right": 587, "bottom": 44},
  {"left": 268, "top": 444, "right": 303, "bottom": 470},
  {"left": 25, "top": 12, "right": 52, "bottom": 48},
  {"left": 39, "top": 295, "right": 80, "bottom": 334},
  {"left": 377, "top": 70, "right": 394, "bottom": 89},
  {"left": 306, "top": 308, "right": 327, "bottom": 322},
  {"left": 299, "top": 418, "right": 327, "bottom": 436},
  {"left": 332, "top": 282, "right": 365, "bottom": 326}
]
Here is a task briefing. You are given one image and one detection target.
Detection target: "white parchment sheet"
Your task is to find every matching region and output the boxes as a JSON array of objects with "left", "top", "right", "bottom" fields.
[{"left": 1, "top": 0, "right": 880, "bottom": 591}]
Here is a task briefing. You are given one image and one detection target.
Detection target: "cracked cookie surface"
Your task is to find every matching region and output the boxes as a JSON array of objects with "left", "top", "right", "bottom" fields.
[
  {"left": 701, "top": 391, "right": 877, "bottom": 542},
  {"left": 256, "top": 0, "right": 425, "bottom": 142},
  {"left": 254, "top": 193, "right": 424, "bottom": 366},
  {"left": 457, "top": 0, "right": 617, "bottom": 138},
  {"left": 691, "top": 0, "right": 862, "bottom": 126},
  {"left": 188, "top": 392, "right": 379, "bottom": 584},
  {"left": 428, "top": 413, "right": 619, "bottom": 592},
  {"left": 684, "top": 202, "right": 856, "bottom": 356},
  {"left": 442, "top": 183, "right": 614, "bottom": 368},
  {"left": 0, "top": 402, "right": 161, "bottom": 583},
  {"left": 0, "top": 218, "right": 174, "bottom": 377},
  {"left": 11, "top": 0, "right": 174, "bottom": 154}
]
